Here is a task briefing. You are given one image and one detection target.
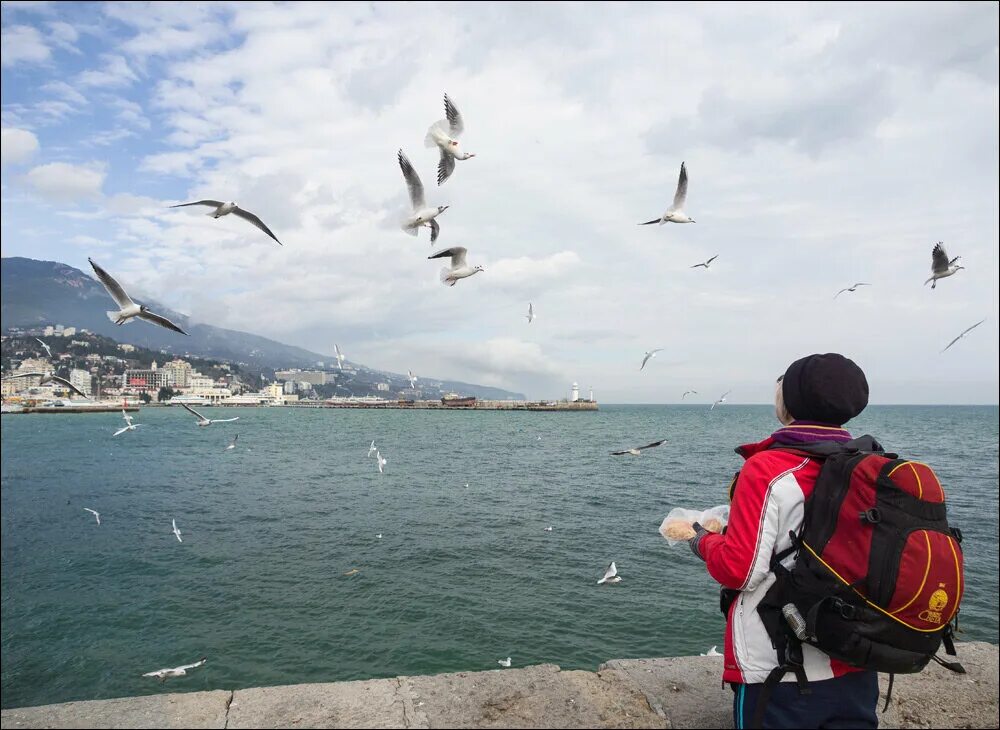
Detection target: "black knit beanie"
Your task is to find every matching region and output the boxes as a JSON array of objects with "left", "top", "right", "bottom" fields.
[{"left": 781, "top": 353, "right": 869, "bottom": 425}]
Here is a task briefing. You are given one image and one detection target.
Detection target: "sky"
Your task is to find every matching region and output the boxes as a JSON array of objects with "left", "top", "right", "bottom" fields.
[{"left": 1, "top": 1, "right": 998, "bottom": 404}]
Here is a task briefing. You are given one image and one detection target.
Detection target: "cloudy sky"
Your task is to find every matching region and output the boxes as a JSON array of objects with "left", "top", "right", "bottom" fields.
[{"left": 1, "top": 2, "right": 997, "bottom": 403}]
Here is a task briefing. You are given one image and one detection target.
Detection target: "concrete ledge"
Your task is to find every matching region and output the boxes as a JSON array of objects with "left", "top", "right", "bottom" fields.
[{"left": 2, "top": 642, "right": 996, "bottom": 729}]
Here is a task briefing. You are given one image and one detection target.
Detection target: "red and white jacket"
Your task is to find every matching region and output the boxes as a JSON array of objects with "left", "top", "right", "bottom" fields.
[{"left": 694, "top": 429, "right": 864, "bottom": 685}]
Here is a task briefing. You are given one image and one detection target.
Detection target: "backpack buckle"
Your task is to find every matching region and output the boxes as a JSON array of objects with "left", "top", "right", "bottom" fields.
[
  {"left": 833, "top": 598, "right": 858, "bottom": 620},
  {"left": 951, "top": 527, "right": 963, "bottom": 544},
  {"left": 859, "top": 508, "right": 882, "bottom": 524}
]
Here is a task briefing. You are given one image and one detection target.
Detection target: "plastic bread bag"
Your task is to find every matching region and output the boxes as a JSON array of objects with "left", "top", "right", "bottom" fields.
[
  {"left": 658, "top": 507, "right": 704, "bottom": 544},
  {"left": 699, "top": 505, "right": 731, "bottom": 534}
]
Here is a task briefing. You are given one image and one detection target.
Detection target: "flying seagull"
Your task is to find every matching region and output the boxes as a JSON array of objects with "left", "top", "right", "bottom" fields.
[
  {"left": 428, "top": 246, "right": 484, "bottom": 287},
  {"left": 113, "top": 409, "right": 141, "bottom": 436},
  {"left": 172, "top": 519, "right": 183, "bottom": 543},
  {"left": 701, "top": 646, "right": 722, "bottom": 657},
  {"left": 343, "top": 568, "right": 361, "bottom": 577},
  {"left": 84, "top": 507, "right": 100, "bottom": 525},
  {"left": 225, "top": 434, "right": 239, "bottom": 451},
  {"left": 142, "top": 657, "right": 206, "bottom": 682},
  {"left": 640, "top": 161, "right": 695, "bottom": 225},
  {"left": 3, "top": 371, "right": 87, "bottom": 397},
  {"left": 610, "top": 439, "right": 667, "bottom": 456},
  {"left": 925, "top": 242, "right": 963, "bottom": 289},
  {"left": 398, "top": 149, "right": 448, "bottom": 243},
  {"left": 497, "top": 657, "right": 512, "bottom": 668},
  {"left": 88, "top": 258, "right": 188, "bottom": 335},
  {"left": 690, "top": 255, "right": 718, "bottom": 269},
  {"left": 640, "top": 349, "right": 664, "bottom": 370},
  {"left": 407, "top": 371, "right": 417, "bottom": 389},
  {"left": 376, "top": 450, "right": 387, "bottom": 474},
  {"left": 526, "top": 303, "right": 536, "bottom": 323},
  {"left": 425, "top": 93, "right": 475, "bottom": 185},
  {"left": 180, "top": 402, "right": 239, "bottom": 427},
  {"left": 36, "top": 338, "right": 53, "bottom": 358},
  {"left": 681, "top": 390, "right": 697, "bottom": 399},
  {"left": 543, "top": 526, "right": 553, "bottom": 532},
  {"left": 334, "top": 345, "right": 346, "bottom": 370},
  {"left": 597, "top": 562, "right": 621, "bottom": 585},
  {"left": 169, "top": 200, "right": 281, "bottom": 245},
  {"left": 368, "top": 440, "right": 377, "bottom": 458},
  {"left": 710, "top": 390, "right": 732, "bottom": 410},
  {"left": 834, "top": 282, "right": 871, "bottom": 299},
  {"left": 941, "top": 319, "right": 986, "bottom": 353}
]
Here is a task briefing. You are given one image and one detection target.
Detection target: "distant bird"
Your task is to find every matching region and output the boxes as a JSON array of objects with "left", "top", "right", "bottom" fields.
[
  {"left": 640, "top": 349, "right": 664, "bottom": 371},
  {"left": 142, "top": 657, "right": 206, "bottom": 682},
  {"left": 172, "top": 519, "right": 183, "bottom": 543},
  {"left": 925, "top": 243, "right": 963, "bottom": 289},
  {"left": 597, "top": 562, "right": 621, "bottom": 585},
  {"left": 425, "top": 93, "right": 475, "bottom": 185},
  {"left": 376, "top": 533, "right": 383, "bottom": 539},
  {"left": 640, "top": 161, "right": 695, "bottom": 225},
  {"left": 169, "top": 200, "right": 281, "bottom": 245},
  {"left": 224, "top": 434, "right": 239, "bottom": 451},
  {"left": 681, "top": 390, "right": 697, "bottom": 399},
  {"left": 367, "top": 439, "right": 377, "bottom": 458},
  {"left": 343, "top": 568, "right": 361, "bottom": 577},
  {"left": 376, "top": 450, "right": 387, "bottom": 473},
  {"left": 543, "top": 526, "right": 553, "bottom": 532},
  {"left": 710, "top": 390, "right": 732, "bottom": 410},
  {"left": 941, "top": 319, "right": 986, "bottom": 353},
  {"left": 398, "top": 149, "right": 448, "bottom": 243},
  {"left": 88, "top": 258, "right": 188, "bottom": 335},
  {"left": 526, "top": 303, "right": 536, "bottom": 323},
  {"left": 834, "top": 282, "right": 871, "bottom": 299},
  {"left": 611, "top": 439, "right": 667, "bottom": 456},
  {"left": 180, "top": 402, "right": 239, "bottom": 427},
  {"left": 690, "top": 255, "right": 718, "bottom": 269},
  {"left": 407, "top": 371, "right": 418, "bottom": 389},
  {"left": 701, "top": 646, "right": 722, "bottom": 657},
  {"left": 3, "top": 371, "right": 86, "bottom": 397},
  {"left": 334, "top": 345, "right": 346, "bottom": 370},
  {"left": 35, "top": 338, "right": 53, "bottom": 358},
  {"left": 428, "top": 246, "right": 484, "bottom": 287},
  {"left": 84, "top": 507, "right": 100, "bottom": 525},
  {"left": 497, "top": 657, "right": 512, "bottom": 668},
  {"left": 113, "top": 409, "right": 141, "bottom": 436}
]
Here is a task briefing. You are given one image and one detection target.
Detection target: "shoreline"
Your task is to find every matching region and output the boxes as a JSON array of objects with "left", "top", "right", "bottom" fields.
[{"left": 2, "top": 642, "right": 996, "bottom": 729}]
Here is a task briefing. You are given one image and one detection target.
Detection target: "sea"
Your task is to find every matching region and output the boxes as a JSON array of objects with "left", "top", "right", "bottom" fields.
[{"left": 1, "top": 404, "right": 997, "bottom": 709}]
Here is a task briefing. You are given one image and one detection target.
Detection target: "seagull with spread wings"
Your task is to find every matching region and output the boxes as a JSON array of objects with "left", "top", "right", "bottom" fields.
[
  {"left": 526, "top": 303, "right": 536, "bottom": 323},
  {"left": 682, "top": 390, "right": 698, "bottom": 399},
  {"left": 710, "top": 390, "right": 732, "bottom": 410},
  {"left": 597, "top": 562, "right": 621, "bottom": 585},
  {"left": 640, "top": 349, "right": 663, "bottom": 370},
  {"left": 407, "top": 371, "right": 418, "bottom": 389},
  {"left": 925, "top": 242, "right": 963, "bottom": 289},
  {"left": 428, "top": 247, "right": 484, "bottom": 286},
  {"left": 834, "top": 282, "right": 871, "bottom": 299},
  {"left": 334, "top": 345, "right": 346, "bottom": 370},
  {"left": 84, "top": 507, "right": 101, "bottom": 525},
  {"left": 169, "top": 200, "right": 281, "bottom": 245},
  {"left": 172, "top": 519, "right": 183, "bottom": 543},
  {"left": 224, "top": 434, "right": 239, "bottom": 451},
  {"left": 180, "top": 402, "right": 239, "bottom": 427},
  {"left": 425, "top": 93, "right": 475, "bottom": 185},
  {"left": 691, "top": 255, "right": 718, "bottom": 269},
  {"left": 610, "top": 439, "right": 667, "bottom": 456},
  {"left": 113, "top": 409, "right": 141, "bottom": 436},
  {"left": 36, "top": 338, "right": 53, "bottom": 358},
  {"left": 398, "top": 149, "right": 448, "bottom": 243},
  {"left": 88, "top": 258, "right": 188, "bottom": 335},
  {"left": 941, "top": 319, "right": 986, "bottom": 353},
  {"left": 640, "top": 161, "right": 695, "bottom": 225},
  {"left": 3, "top": 371, "right": 87, "bottom": 397},
  {"left": 143, "top": 657, "right": 206, "bottom": 682}
]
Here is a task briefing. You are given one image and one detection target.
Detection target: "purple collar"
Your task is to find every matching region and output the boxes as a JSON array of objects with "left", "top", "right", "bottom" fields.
[{"left": 771, "top": 420, "right": 853, "bottom": 445}]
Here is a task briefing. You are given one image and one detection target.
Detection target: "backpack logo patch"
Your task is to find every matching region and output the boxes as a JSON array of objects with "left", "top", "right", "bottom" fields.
[{"left": 920, "top": 587, "right": 949, "bottom": 624}]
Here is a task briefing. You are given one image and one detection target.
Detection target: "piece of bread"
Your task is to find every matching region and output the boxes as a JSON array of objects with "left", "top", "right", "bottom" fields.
[
  {"left": 660, "top": 521, "right": 696, "bottom": 540},
  {"left": 702, "top": 517, "right": 724, "bottom": 533}
]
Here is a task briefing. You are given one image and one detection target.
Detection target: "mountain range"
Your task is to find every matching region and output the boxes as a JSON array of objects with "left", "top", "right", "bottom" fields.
[{"left": 0, "top": 257, "right": 524, "bottom": 400}]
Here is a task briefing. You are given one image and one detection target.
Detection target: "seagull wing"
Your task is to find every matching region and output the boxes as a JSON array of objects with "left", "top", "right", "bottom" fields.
[
  {"left": 177, "top": 658, "right": 206, "bottom": 671},
  {"left": 636, "top": 439, "right": 667, "bottom": 451},
  {"left": 113, "top": 426, "right": 130, "bottom": 437},
  {"left": 834, "top": 288, "right": 849, "bottom": 299},
  {"left": 609, "top": 448, "right": 631, "bottom": 456},
  {"left": 690, "top": 262, "right": 707, "bottom": 269},
  {"left": 232, "top": 207, "right": 282, "bottom": 245},
  {"left": 437, "top": 148, "right": 456, "bottom": 186},
  {"left": 88, "top": 258, "right": 135, "bottom": 310},
  {"left": 48, "top": 375, "right": 87, "bottom": 397},
  {"left": 942, "top": 319, "right": 986, "bottom": 352},
  {"left": 604, "top": 562, "right": 618, "bottom": 580},
  {"left": 169, "top": 200, "right": 224, "bottom": 209},
  {"left": 181, "top": 402, "right": 207, "bottom": 421},
  {"left": 137, "top": 309, "right": 189, "bottom": 335},
  {"left": 397, "top": 149, "right": 425, "bottom": 210},
  {"left": 123, "top": 410, "right": 133, "bottom": 426},
  {"left": 429, "top": 218, "right": 440, "bottom": 243},
  {"left": 931, "top": 243, "right": 950, "bottom": 275},
  {"left": 428, "top": 246, "right": 467, "bottom": 267},
  {"left": 854, "top": 282, "right": 871, "bottom": 288},
  {"left": 444, "top": 93, "right": 464, "bottom": 136},
  {"left": 4, "top": 372, "right": 45, "bottom": 380},
  {"left": 211, "top": 417, "right": 240, "bottom": 423},
  {"left": 670, "top": 161, "right": 688, "bottom": 211},
  {"left": 706, "top": 255, "right": 718, "bottom": 265}
]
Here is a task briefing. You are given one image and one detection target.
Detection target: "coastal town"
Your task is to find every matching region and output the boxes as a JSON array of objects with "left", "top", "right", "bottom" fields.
[{"left": 1, "top": 326, "right": 597, "bottom": 412}]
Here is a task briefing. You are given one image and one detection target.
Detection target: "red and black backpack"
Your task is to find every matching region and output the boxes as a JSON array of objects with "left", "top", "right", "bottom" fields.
[{"left": 752, "top": 436, "right": 965, "bottom": 727}]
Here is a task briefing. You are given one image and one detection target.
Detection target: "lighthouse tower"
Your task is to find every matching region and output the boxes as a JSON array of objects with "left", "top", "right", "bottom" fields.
[{"left": 571, "top": 382, "right": 580, "bottom": 402}]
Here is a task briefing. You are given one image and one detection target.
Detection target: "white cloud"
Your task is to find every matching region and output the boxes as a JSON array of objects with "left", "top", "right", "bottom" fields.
[
  {"left": 23, "top": 161, "right": 106, "bottom": 201},
  {"left": 1, "top": 127, "right": 40, "bottom": 166},
  {"left": 0, "top": 24, "right": 50, "bottom": 66},
  {"left": 76, "top": 54, "right": 138, "bottom": 87}
]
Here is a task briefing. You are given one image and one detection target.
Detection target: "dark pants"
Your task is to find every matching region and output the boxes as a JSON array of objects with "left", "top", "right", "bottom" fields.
[{"left": 732, "top": 671, "right": 879, "bottom": 729}]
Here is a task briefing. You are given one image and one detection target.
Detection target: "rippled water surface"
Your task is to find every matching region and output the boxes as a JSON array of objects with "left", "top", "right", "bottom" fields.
[{"left": 2, "top": 404, "right": 997, "bottom": 708}]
